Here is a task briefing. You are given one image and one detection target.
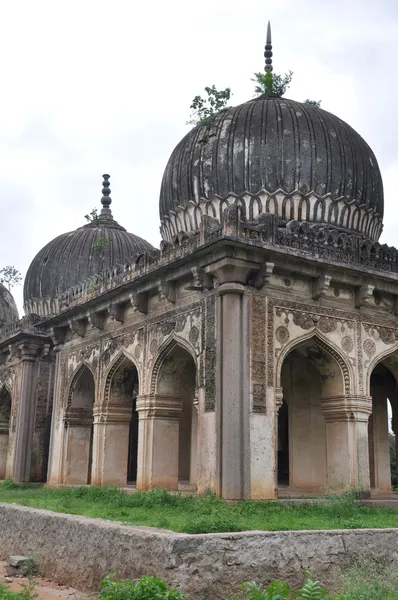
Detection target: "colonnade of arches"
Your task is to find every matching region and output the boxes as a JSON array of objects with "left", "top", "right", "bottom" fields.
[
  {"left": 61, "top": 341, "right": 198, "bottom": 489},
  {"left": 277, "top": 335, "right": 398, "bottom": 495}
]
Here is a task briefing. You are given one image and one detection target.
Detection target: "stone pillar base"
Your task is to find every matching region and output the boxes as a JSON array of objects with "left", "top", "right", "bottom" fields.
[
  {"left": 136, "top": 395, "right": 182, "bottom": 491},
  {"left": 322, "top": 395, "right": 372, "bottom": 491},
  {"left": 91, "top": 404, "right": 132, "bottom": 487}
]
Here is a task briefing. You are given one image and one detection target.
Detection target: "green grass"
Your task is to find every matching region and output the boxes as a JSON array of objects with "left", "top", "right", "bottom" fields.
[{"left": 1, "top": 482, "right": 398, "bottom": 534}]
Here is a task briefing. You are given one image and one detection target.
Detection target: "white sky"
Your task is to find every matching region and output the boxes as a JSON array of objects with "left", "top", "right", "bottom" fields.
[{"left": 1, "top": 0, "right": 398, "bottom": 314}]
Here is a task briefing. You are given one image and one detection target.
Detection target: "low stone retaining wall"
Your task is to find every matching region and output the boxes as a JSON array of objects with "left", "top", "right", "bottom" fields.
[{"left": 1, "top": 503, "right": 398, "bottom": 598}]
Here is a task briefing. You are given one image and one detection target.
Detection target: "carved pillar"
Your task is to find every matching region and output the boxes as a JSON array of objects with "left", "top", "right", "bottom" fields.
[
  {"left": 204, "top": 255, "right": 257, "bottom": 500},
  {"left": 91, "top": 404, "right": 131, "bottom": 486},
  {"left": 13, "top": 342, "right": 41, "bottom": 483},
  {"left": 369, "top": 386, "right": 391, "bottom": 493},
  {"left": 136, "top": 394, "right": 182, "bottom": 491},
  {"left": 216, "top": 282, "right": 250, "bottom": 500},
  {"left": 322, "top": 395, "right": 372, "bottom": 493},
  {"left": 62, "top": 408, "right": 93, "bottom": 485}
]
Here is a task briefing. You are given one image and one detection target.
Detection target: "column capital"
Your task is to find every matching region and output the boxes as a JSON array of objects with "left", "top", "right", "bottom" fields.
[
  {"left": 322, "top": 395, "right": 372, "bottom": 422},
  {"left": 18, "top": 341, "right": 43, "bottom": 361},
  {"left": 64, "top": 407, "right": 93, "bottom": 427},
  {"left": 205, "top": 257, "right": 260, "bottom": 287},
  {"left": 136, "top": 394, "right": 182, "bottom": 420},
  {"left": 93, "top": 403, "right": 132, "bottom": 424}
]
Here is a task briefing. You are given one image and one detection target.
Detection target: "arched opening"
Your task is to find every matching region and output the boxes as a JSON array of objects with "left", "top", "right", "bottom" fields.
[
  {"left": 278, "top": 337, "right": 347, "bottom": 494},
  {"left": 63, "top": 366, "right": 95, "bottom": 485},
  {"left": 108, "top": 357, "right": 139, "bottom": 484},
  {"left": 368, "top": 361, "right": 397, "bottom": 494},
  {"left": 156, "top": 344, "right": 197, "bottom": 488},
  {"left": 0, "top": 387, "right": 11, "bottom": 480}
]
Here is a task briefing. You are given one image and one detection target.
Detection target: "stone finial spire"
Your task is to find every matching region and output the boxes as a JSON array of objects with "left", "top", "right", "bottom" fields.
[
  {"left": 264, "top": 21, "right": 273, "bottom": 72},
  {"left": 100, "top": 174, "right": 112, "bottom": 217}
]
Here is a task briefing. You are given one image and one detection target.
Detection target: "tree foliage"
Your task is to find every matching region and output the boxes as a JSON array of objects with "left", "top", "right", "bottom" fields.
[
  {"left": 252, "top": 70, "right": 293, "bottom": 98},
  {"left": 0, "top": 266, "right": 22, "bottom": 290},
  {"left": 187, "top": 85, "right": 231, "bottom": 126}
]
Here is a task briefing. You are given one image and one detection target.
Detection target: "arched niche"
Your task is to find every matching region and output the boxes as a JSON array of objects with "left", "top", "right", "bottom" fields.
[
  {"left": 368, "top": 358, "right": 398, "bottom": 494},
  {"left": 277, "top": 336, "right": 348, "bottom": 493},
  {"left": 155, "top": 342, "right": 197, "bottom": 486},
  {"left": 63, "top": 365, "right": 95, "bottom": 485},
  {"left": 0, "top": 386, "right": 11, "bottom": 480},
  {"left": 102, "top": 352, "right": 140, "bottom": 485}
]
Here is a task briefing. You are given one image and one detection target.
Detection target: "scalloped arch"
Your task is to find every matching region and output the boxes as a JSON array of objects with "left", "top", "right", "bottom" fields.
[{"left": 276, "top": 330, "right": 352, "bottom": 395}]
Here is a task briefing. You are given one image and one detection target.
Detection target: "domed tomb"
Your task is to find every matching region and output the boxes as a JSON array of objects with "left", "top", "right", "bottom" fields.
[
  {"left": 159, "top": 97, "right": 383, "bottom": 242},
  {"left": 0, "top": 283, "right": 19, "bottom": 326},
  {"left": 24, "top": 175, "right": 154, "bottom": 314}
]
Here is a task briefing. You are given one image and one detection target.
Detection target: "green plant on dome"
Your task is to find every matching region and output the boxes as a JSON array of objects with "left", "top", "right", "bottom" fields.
[
  {"left": 305, "top": 99, "right": 322, "bottom": 107},
  {"left": 93, "top": 236, "right": 110, "bottom": 257},
  {"left": 84, "top": 208, "right": 100, "bottom": 225},
  {"left": 252, "top": 70, "right": 293, "bottom": 98},
  {"left": 187, "top": 85, "right": 232, "bottom": 126}
]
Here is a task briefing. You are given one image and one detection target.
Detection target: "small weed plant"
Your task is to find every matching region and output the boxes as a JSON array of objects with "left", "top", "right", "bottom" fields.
[
  {"left": 240, "top": 574, "right": 328, "bottom": 599},
  {"left": 100, "top": 574, "right": 184, "bottom": 600},
  {"left": 0, "top": 581, "right": 37, "bottom": 600}
]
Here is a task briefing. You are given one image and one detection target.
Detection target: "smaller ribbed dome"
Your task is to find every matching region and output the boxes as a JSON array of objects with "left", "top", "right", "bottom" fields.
[
  {"left": 24, "top": 175, "right": 154, "bottom": 313},
  {"left": 0, "top": 283, "right": 19, "bottom": 325}
]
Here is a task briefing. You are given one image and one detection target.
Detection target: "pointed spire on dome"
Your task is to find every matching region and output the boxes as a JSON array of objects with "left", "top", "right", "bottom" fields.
[
  {"left": 100, "top": 174, "right": 112, "bottom": 217},
  {"left": 264, "top": 21, "right": 273, "bottom": 73}
]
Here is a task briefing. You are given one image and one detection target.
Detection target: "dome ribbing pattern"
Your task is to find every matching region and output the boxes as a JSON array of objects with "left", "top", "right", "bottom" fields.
[{"left": 159, "top": 97, "right": 383, "bottom": 241}]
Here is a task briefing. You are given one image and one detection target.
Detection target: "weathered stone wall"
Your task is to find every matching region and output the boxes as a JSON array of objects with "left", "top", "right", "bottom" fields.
[{"left": 1, "top": 503, "right": 398, "bottom": 598}]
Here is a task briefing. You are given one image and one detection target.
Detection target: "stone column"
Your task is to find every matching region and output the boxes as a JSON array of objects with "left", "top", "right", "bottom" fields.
[
  {"left": 136, "top": 394, "right": 182, "bottom": 491},
  {"left": 91, "top": 404, "right": 131, "bottom": 486},
  {"left": 46, "top": 344, "right": 63, "bottom": 484},
  {"left": 216, "top": 282, "right": 250, "bottom": 500},
  {"left": 322, "top": 395, "right": 372, "bottom": 494},
  {"left": 190, "top": 393, "right": 199, "bottom": 486},
  {"left": 13, "top": 342, "right": 41, "bottom": 483},
  {"left": 370, "top": 387, "right": 391, "bottom": 493},
  {"left": 62, "top": 408, "right": 93, "bottom": 485}
]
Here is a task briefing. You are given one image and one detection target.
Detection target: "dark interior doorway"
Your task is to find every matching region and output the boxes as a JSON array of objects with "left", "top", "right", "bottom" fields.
[{"left": 277, "top": 400, "right": 289, "bottom": 485}]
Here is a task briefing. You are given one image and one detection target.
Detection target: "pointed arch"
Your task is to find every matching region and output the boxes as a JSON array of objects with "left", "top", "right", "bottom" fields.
[
  {"left": 365, "top": 343, "right": 398, "bottom": 396},
  {"left": 150, "top": 334, "right": 198, "bottom": 395},
  {"left": 103, "top": 348, "right": 140, "bottom": 406},
  {"left": 276, "top": 330, "right": 352, "bottom": 396},
  {"left": 67, "top": 362, "right": 96, "bottom": 408}
]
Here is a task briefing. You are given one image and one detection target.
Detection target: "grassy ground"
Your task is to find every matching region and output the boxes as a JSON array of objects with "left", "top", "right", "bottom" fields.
[{"left": 1, "top": 481, "right": 398, "bottom": 533}]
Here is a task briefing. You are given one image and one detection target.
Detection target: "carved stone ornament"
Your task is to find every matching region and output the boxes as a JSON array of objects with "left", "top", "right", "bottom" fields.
[
  {"left": 275, "top": 325, "right": 290, "bottom": 345},
  {"left": 363, "top": 338, "right": 376, "bottom": 358},
  {"left": 189, "top": 326, "right": 200, "bottom": 346},
  {"left": 150, "top": 338, "right": 159, "bottom": 356},
  {"left": 341, "top": 336, "right": 354, "bottom": 353},
  {"left": 363, "top": 323, "right": 397, "bottom": 345}
]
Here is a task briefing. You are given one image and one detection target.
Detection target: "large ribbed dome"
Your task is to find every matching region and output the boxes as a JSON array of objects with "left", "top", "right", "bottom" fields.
[
  {"left": 0, "top": 283, "right": 18, "bottom": 325},
  {"left": 159, "top": 97, "right": 384, "bottom": 242},
  {"left": 24, "top": 176, "right": 154, "bottom": 312}
]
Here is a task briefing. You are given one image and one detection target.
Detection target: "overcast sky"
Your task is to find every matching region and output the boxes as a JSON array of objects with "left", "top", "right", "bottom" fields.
[{"left": 1, "top": 0, "right": 397, "bottom": 313}]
